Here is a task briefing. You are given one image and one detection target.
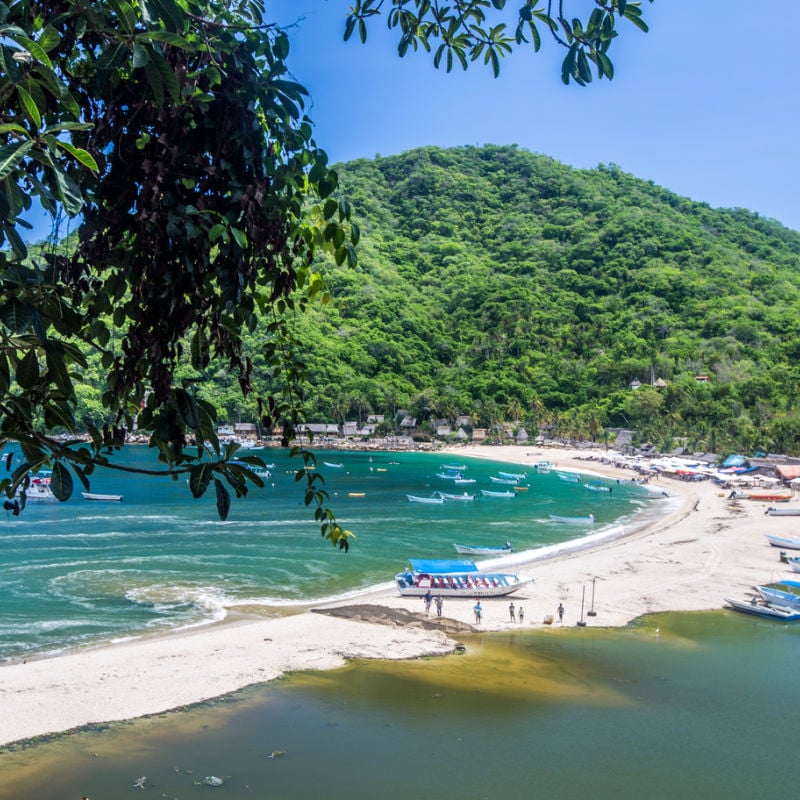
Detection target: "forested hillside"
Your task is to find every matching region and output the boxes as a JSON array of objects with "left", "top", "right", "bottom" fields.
[
  {"left": 286, "top": 145, "right": 800, "bottom": 454},
  {"left": 60, "top": 145, "right": 800, "bottom": 454}
]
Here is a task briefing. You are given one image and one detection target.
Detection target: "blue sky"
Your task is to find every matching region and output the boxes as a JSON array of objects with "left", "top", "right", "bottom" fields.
[
  {"left": 271, "top": 0, "right": 800, "bottom": 232},
  {"left": 21, "top": 2, "right": 800, "bottom": 241}
]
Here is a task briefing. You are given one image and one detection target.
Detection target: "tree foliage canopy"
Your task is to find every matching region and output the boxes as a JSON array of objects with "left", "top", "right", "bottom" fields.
[{"left": 0, "top": 1, "right": 651, "bottom": 538}]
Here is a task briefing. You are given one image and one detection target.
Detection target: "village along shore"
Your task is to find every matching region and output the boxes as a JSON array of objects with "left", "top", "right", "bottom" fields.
[{"left": 0, "top": 444, "right": 795, "bottom": 747}]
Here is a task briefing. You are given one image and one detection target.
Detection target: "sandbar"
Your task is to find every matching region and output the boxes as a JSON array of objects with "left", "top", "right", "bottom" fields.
[{"left": 0, "top": 445, "right": 792, "bottom": 746}]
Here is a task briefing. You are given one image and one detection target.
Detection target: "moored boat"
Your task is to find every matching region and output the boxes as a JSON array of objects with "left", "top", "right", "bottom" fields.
[
  {"left": 437, "top": 491, "right": 476, "bottom": 501},
  {"left": 724, "top": 596, "right": 800, "bottom": 620},
  {"left": 323, "top": 461, "right": 344, "bottom": 469},
  {"left": 453, "top": 541, "right": 513, "bottom": 555},
  {"left": 442, "top": 464, "right": 466, "bottom": 472},
  {"left": 584, "top": 481, "right": 613, "bottom": 493},
  {"left": 498, "top": 471, "right": 526, "bottom": 480},
  {"left": 555, "top": 471, "right": 581, "bottom": 483},
  {"left": 15, "top": 472, "right": 57, "bottom": 502},
  {"left": 480, "top": 489, "right": 515, "bottom": 498},
  {"left": 490, "top": 476, "right": 518, "bottom": 485},
  {"left": 436, "top": 471, "right": 464, "bottom": 480},
  {"left": 395, "top": 559, "right": 531, "bottom": 598},
  {"left": 764, "top": 534, "right": 800, "bottom": 550},
  {"left": 549, "top": 514, "right": 594, "bottom": 524},
  {"left": 82, "top": 492, "right": 124, "bottom": 502},
  {"left": 407, "top": 494, "right": 446, "bottom": 505},
  {"left": 454, "top": 478, "right": 477, "bottom": 485}
]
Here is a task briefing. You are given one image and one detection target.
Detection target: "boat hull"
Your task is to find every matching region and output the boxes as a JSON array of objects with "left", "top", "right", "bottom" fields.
[
  {"left": 453, "top": 544, "right": 513, "bottom": 555},
  {"left": 765, "top": 534, "right": 800, "bottom": 550},
  {"left": 725, "top": 597, "right": 800, "bottom": 620},
  {"left": 549, "top": 514, "right": 594, "bottom": 524},
  {"left": 396, "top": 573, "right": 530, "bottom": 598},
  {"left": 82, "top": 493, "right": 123, "bottom": 502},
  {"left": 765, "top": 506, "right": 800, "bottom": 516}
]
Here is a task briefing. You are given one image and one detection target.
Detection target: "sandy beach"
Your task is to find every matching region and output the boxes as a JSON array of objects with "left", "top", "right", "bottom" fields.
[{"left": 1, "top": 445, "right": 793, "bottom": 746}]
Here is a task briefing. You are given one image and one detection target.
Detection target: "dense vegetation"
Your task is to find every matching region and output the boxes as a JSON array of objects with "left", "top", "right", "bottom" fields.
[{"left": 70, "top": 145, "right": 800, "bottom": 455}]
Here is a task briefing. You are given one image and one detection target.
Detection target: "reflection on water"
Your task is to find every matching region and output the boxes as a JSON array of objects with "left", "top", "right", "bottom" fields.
[{"left": 1, "top": 612, "right": 798, "bottom": 799}]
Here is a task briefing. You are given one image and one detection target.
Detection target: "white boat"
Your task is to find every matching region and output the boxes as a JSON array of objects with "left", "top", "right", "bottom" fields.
[
  {"left": 454, "top": 478, "right": 477, "bottom": 485},
  {"left": 82, "top": 492, "right": 124, "bottom": 502},
  {"left": 498, "top": 471, "right": 526, "bottom": 480},
  {"left": 395, "top": 559, "right": 532, "bottom": 598},
  {"left": 16, "top": 472, "right": 57, "bottom": 502},
  {"left": 442, "top": 464, "right": 466, "bottom": 472},
  {"left": 533, "top": 461, "right": 554, "bottom": 470},
  {"left": 556, "top": 471, "right": 581, "bottom": 483},
  {"left": 765, "top": 506, "right": 800, "bottom": 516},
  {"left": 584, "top": 481, "right": 613, "bottom": 493},
  {"left": 437, "top": 491, "right": 476, "bottom": 501},
  {"left": 490, "top": 476, "right": 518, "bottom": 485},
  {"left": 323, "top": 461, "right": 344, "bottom": 469},
  {"left": 755, "top": 585, "right": 800, "bottom": 610},
  {"left": 453, "top": 541, "right": 513, "bottom": 555},
  {"left": 480, "top": 489, "right": 515, "bottom": 498},
  {"left": 436, "top": 471, "right": 464, "bottom": 480},
  {"left": 789, "top": 557, "right": 800, "bottom": 574},
  {"left": 724, "top": 596, "right": 800, "bottom": 620},
  {"left": 549, "top": 514, "right": 594, "bottom": 524},
  {"left": 407, "top": 494, "right": 445, "bottom": 505},
  {"left": 764, "top": 534, "right": 800, "bottom": 550}
]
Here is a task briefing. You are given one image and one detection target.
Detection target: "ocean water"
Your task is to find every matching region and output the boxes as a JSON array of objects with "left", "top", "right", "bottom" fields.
[
  {"left": 0, "top": 448, "right": 657, "bottom": 660},
  {"left": 2, "top": 612, "right": 797, "bottom": 799}
]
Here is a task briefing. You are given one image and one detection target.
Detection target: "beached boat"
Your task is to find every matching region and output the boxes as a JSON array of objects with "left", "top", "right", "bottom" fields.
[
  {"left": 755, "top": 585, "right": 800, "bottom": 611},
  {"left": 480, "top": 489, "right": 515, "bottom": 498},
  {"left": 765, "top": 506, "right": 800, "bottom": 516},
  {"left": 395, "top": 559, "right": 531, "bottom": 598},
  {"left": 533, "top": 461, "right": 554, "bottom": 470},
  {"left": 498, "top": 471, "right": 526, "bottom": 480},
  {"left": 490, "top": 476, "right": 518, "bottom": 485},
  {"left": 549, "top": 514, "right": 594, "bottom": 525},
  {"left": 735, "top": 491, "right": 792, "bottom": 502},
  {"left": 453, "top": 541, "right": 513, "bottom": 555},
  {"left": 789, "top": 558, "right": 800, "bottom": 574},
  {"left": 724, "top": 596, "right": 800, "bottom": 620},
  {"left": 82, "top": 492, "right": 124, "bottom": 502},
  {"left": 584, "top": 481, "right": 613, "bottom": 493},
  {"left": 437, "top": 491, "right": 476, "bottom": 501},
  {"left": 764, "top": 534, "right": 800, "bottom": 550},
  {"left": 406, "top": 494, "right": 445, "bottom": 505}
]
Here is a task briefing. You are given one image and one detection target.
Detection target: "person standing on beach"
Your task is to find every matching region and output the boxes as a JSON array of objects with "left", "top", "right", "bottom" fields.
[
  {"left": 473, "top": 600, "right": 482, "bottom": 624},
  {"left": 518, "top": 606, "right": 524, "bottom": 624},
  {"left": 435, "top": 595, "right": 443, "bottom": 617},
  {"left": 423, "top": 590, "right": 432, "bottom": 615},
  {"left": 509, "top": 602, "right": 516, "bottom": 622},
  {"left": 557, "top": 603, "right": 565, "bottom": 623}
]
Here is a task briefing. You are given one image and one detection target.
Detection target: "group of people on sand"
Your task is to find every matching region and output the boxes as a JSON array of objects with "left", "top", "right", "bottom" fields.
[{"left": 424, "top": 591, "right": 566, "bottom": 627}]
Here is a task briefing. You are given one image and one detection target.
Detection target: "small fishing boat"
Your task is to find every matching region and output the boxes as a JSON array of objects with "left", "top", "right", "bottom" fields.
[
  {"left": 407, "top": 494, "right": 446, "bottom": 505},
  {"left": 490, "top": 476, "right": 518, "bottom": 485},
  {"left": 764, "top": 534, "right": 800, "bottom": 550},
  {"left": 737, "top": 491, "right": 792, "bottom": 502},
  {"left": 512, "top": 485, "right": 528, "bottom": 492},
  {"left": 549, "top": 514, "right": 594, "bottom": 524},
  {"left": 436, "top": 471, "right": 464, "bottom": 480},
  {"left": 480, "top": 489, "right": 515, "bottom": 498},
  {"left": 443, "top": 464, "right": 466, "bottom": 472},
  {"left": 323, "top": 461, "right": 344, "bottom": 469},
  {"left": 454, "top": 478, "right": 477, "bottom": 485},
  {"left": 755, "top": 585, "right": 800, "bottom": 611},
  {"left": 555, "top": 471, "right": 581, "bottom": 483},
  {"left": 437, "top": 491, "right": 476, "bottom": 501},
  {"left": 498, "top": 471, "right": 526, "bottom": 480},
  {"left": 584, "top": 481, "right": 613, "bottom": 493},
  {"left": 348, "top": 492, "right": 366, "bottom": 498},
  {"left": 15, "top": 472, "right": 57, "bottom": 502},
  {"left": 82, "top": 492, "right": 123, "bottom": 502},
  {"left": 395, "top": 559, "right": 532, "bottom": 598},
  {"left": 765, "top": 506, "right": 800, "bottom": 516},
  {"left": 534, "top": 461, "right": 554, "bottom": 470},
  {"left": 724, "top": 596, "right": 800, "bottom": 620},
  {"left": 453, "top": 541, "right": 513, "bottom": 555},
  {"left": 789, "top": 557, "right": 800, "bottom": 574}
]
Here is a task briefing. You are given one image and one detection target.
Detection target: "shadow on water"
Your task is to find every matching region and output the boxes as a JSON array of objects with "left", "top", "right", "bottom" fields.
[{"left": 1, "top": 611, "right": 798, "bottom": 799}]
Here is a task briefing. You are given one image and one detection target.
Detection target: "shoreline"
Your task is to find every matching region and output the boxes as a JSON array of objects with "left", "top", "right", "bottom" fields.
[{"left": 1, "top": 444, "right": 792, "bottom": 747}]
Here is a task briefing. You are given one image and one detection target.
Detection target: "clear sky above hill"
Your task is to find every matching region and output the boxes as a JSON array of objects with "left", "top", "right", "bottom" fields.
[{"left": 272, "top": 0, "right": 800, "bottom": 232}]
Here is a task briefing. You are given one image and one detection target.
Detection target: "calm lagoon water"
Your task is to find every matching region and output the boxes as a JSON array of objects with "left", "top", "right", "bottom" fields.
[
  {"left": 2, "top": 612, "right": 797, "bottom": 799},
  {"left": 0, "top": 448, "right": 654, "bottom": 660}
]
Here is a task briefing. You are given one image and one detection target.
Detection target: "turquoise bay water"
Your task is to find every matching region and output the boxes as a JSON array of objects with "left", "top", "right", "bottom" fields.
[
  {"left": 2, "top": 612, "right": 798, "bottom": 799},
  {"left": 0, "top": 448, "right": 655, "bottom": 660}
]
